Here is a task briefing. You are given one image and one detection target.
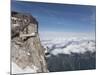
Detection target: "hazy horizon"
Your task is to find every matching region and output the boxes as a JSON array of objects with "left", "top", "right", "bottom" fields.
[{"left": 11, "top": 0, "right": 96, "bottom": 34}]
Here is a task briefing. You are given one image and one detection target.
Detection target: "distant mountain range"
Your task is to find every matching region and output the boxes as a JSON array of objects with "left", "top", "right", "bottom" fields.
[{"left": 40, "top": 34, "right": 96, "bottom": 71}]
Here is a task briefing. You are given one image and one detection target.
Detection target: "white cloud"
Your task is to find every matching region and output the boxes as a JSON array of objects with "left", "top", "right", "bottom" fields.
[{"left": 40, "top": 32, "right": 96, "bottom": 55}]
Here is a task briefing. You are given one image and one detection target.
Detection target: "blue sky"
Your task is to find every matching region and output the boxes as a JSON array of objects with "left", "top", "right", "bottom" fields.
[{"left": 11, "top": 0, "right": 96, "bottom": 33}]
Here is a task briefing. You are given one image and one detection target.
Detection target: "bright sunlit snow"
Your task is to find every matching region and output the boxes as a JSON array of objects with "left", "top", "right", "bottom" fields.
[{"left": 12, "top": 62, "right": 38, "bottom": 74}]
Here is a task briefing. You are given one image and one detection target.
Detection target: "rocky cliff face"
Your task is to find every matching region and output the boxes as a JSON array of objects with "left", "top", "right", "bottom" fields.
[{"left": 11, "top": 11, "right": 48, "bottom": 74}]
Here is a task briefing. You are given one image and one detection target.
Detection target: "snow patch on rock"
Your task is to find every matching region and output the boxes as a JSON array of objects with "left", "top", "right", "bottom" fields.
[{"left": 12, "top": 62, "right": 38, "bottom": 74}]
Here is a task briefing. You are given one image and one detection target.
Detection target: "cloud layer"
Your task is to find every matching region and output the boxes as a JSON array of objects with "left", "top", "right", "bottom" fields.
[{"left": 40, "top": 32, "right": 95, "bottom": 56}]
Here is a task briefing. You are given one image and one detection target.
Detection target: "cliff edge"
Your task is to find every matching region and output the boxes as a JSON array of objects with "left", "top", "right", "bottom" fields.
[{"left": 11, "top": 11, "right": 48, "bottom": 74}]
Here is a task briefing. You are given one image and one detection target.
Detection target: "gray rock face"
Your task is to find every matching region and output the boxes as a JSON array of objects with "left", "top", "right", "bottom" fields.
[{"left": 11, "top": 11, "right": 48, "bottom": 73}]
